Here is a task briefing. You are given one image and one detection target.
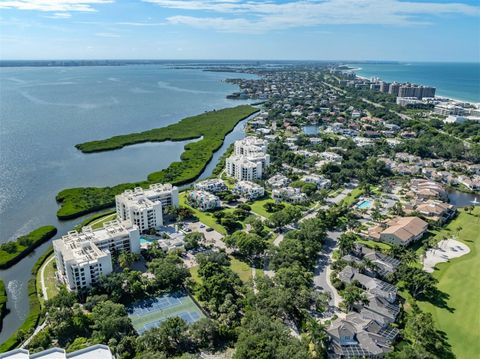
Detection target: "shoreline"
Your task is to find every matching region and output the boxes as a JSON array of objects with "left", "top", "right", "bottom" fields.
[{"left": 346, "top": 64, "right": 480, "bottom": 105}]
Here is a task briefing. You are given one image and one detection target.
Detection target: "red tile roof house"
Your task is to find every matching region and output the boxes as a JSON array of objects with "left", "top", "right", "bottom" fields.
[{"left": 369, "top": 217, "right": 428, "bottom": 247}]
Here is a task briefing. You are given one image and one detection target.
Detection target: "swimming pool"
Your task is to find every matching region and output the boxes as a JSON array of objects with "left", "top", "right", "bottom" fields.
[
  {"left": 356, "top": 200, "right": 373, "bottom": 210},
  {"left": 140, "top": 236, "right": 157, "bottom": 246}
]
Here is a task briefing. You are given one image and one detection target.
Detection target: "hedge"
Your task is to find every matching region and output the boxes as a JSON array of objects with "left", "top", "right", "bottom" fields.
[
  {"left": 56, "top": 105, "right": 258, "bottom": 220},
  {"left": 0, "top": 246, "right": 53, "bottom": 352},
  {"left": 0, "top": 281, "right": 7, "bottom": 331},
  {"left": 0, "top": 226, "right": 57, "bottom": 269}
]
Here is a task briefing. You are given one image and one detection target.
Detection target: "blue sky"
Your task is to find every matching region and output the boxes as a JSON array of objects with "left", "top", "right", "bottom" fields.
[{"left": 0, "top": 0, "right": 479, "bottom": 61}]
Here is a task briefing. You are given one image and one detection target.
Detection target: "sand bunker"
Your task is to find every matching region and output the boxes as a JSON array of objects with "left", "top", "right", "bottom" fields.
[{"left": 423, "top": 238, "right": 470, "bottom": 273}]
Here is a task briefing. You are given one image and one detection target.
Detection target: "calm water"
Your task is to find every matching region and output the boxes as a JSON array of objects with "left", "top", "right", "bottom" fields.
[
  {"left": 0, "top": 65, "right": 255, "bottom": 343},
  {"left": 448, "top": 189, "right": 479, "bottom": 207},
  {"left": 351, "top": 62, "right": 480, "bottom": 103}
]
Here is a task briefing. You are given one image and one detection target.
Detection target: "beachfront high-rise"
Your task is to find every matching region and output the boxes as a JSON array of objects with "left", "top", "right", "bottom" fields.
[
  {"left": 53, "top": 220, "right": 140, "bottom": 291},
  {"left": 115, "top": 184, "right": 179, "bottom": 231}
]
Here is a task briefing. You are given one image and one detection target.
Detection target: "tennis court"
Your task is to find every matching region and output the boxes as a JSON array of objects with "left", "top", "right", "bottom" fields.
[{"left": 128, "top": 291, "right": 205, "bottom": 334}]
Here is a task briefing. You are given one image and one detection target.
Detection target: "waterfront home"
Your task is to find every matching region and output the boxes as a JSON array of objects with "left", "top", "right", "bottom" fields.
[
  {"left": 408, "top": 179, "right": 448, "bottom": 201},
  {"left": 233, "top": 181, "right": 265, "bottom": 200},
  {"left": 458, "top": 175, "right": 480, "bottom": 191},
  {"left": 194, "top": 179, "right": 228, "bottom": 193},
  {"left": 187, "top": 190, "right": 221, "bottom": 211},
  {"left": 368, "top": 216, "right": 428, "bottom": 247},
  {"left": 404, "top": 200, "right": 456, "bottom": 224},
  {"left": 53, "top": 220, "right": 140, "bottom": 291}
]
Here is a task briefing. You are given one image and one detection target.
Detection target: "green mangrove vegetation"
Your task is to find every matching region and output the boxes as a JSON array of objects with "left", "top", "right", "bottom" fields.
[
  {"left": 56, "top": 105, "right": 258, "bottom": 220},
  {"left": 0, "top": 226, "right": 57, "bottom": 269},
  {"left": 0, "top": 246, "right": 53, "bottom": 352},
  {"left": 0, "top": 280, "right": 7, "bottom": 331}
]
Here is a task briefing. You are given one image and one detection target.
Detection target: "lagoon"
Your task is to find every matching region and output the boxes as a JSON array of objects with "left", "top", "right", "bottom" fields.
[{"left": 0, "top": 64, "right": 254, "bottom": 344}]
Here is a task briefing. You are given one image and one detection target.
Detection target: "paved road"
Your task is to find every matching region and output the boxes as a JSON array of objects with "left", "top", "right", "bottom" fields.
[
  {"left": 313, "top": 230, "right": 342, "bottom": 308},
  {"left": 39, "top": 255, "right": 55, "bottom": 301}
]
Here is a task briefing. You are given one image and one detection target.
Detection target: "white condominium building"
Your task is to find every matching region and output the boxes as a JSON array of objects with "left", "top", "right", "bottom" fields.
[
  {"left": 272, "top": 187, "right": 308, "bottom": 204},
  {"left": 234, "top": 136, "right": 268, "bottom": 156},
  {"left": 226, "top": 155, "right": 263, "bottom": 181},
  {"left": 301, "top": 174, "right": 332, "bottom": 189},
  {"left": 116, "top": 184, "right": 179, "bottom": 231},
  {"left": 187, "top": 190, "right": 221, "bottom": 211},
  {"left": 233, "top": 181, "right": 265, "bottom": 200},
  {"left": 194, "top": 179, "right": 228, "bottom": 193},
  {"left": 53, "top": 220, "right": 140, "bottom": 291},
  {"left": 226, "top": 137, "right": 270, "bottom": 181}
]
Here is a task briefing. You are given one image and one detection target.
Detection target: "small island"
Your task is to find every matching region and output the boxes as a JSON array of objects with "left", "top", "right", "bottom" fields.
[
  {"left": 56, "top": 105, "right": 258, "bottom": 220},
  {"left": 0, "top": 226, "right": 57, "bottom": 269}
]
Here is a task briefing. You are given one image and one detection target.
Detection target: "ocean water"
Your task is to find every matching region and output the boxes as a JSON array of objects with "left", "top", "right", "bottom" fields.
[
  {"left": 0, "top": 65, "right": 255, "bottom": 243},
  {"left": 351, "top": 62, "right": 480, "bottom": 103}
]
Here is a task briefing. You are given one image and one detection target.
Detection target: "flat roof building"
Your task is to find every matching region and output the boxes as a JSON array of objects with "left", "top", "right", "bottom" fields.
[{"left": 53, "top": 220, "right": 140, "bottom": 290}]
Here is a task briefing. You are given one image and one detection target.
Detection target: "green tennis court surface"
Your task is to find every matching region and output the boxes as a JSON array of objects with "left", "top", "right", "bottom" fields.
[{"left": 128, "top": 291, "right": 205, "bottom": 334}]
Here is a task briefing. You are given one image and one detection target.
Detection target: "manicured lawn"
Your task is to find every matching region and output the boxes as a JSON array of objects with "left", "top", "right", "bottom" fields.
[
  {"left": 179, "top": 192, "right": 226, "bottom": 235},
  {"left": 36, "top": 255, "right": 59, "bottom": 304},
  {"left": 191, "top": 258, "right": 255, "bottom": 286},
  {"left": 230, "top": 258, "right": 253, "bottom": 283},
  {"left": 356, "top": 238, "right": 392, "bottom": 252},
  {"left": 91, "top": 213, "right": 117, "bottom": 229},
  {"left": 340, "top": 188, "right": 364, "bottom": 207},
  {"left": 250, "top": 198, "right": 276, "bottom": 218},
  {"left": 189, "top": 266, "right": 201, "bottom": 284},
  {"left": 418, "top": 208, "right": 480, "bottom": 359},
  {"left": 43, "top": 257, "right": 59, "bottom": 299}
]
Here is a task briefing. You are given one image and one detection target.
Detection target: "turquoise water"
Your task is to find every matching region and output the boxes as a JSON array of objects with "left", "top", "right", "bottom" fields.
[
  {"left": 357, "top": 200, "right": 373, "bottom": 210},
  {"left": 140, "top": 236, "right": 156, "bottom": 246},
  {"left": 351, "top": 62, "right": 480, "bottom": 103}
]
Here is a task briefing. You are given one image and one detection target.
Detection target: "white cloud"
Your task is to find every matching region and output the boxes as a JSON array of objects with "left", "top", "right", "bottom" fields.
[
  {"left": 44, "top": 12, "right": 72, "bottom": 19},
  {"left": 0, "top": 0, "right": 113, "bottom": 12},
  {"left": 95, "top": 32, "right": 120, "bottom": 37},
  {"left": 146, "top": 0, "right": 480, "bottom": 32}
]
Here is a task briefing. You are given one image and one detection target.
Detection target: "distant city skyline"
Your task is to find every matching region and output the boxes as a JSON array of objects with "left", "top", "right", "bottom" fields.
[{"left": 0, "top": 0, "right": 479, "bottom": 62}]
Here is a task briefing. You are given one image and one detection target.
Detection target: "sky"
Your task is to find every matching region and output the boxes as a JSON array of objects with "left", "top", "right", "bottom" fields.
[{"left": 0, "top": 0, "right": 479, "bottom": 61}]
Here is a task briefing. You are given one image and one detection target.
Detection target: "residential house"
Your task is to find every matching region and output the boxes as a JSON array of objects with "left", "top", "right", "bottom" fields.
[{"left": 369, "top": 217, "right": 428, "bottom": 246}]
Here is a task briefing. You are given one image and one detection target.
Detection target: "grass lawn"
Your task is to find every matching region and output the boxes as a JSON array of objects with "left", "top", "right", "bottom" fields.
[
  {"left": 190, "top": 259, "right": 255, "bottom": 286},
  {"left": 250, "top": 198, "right": 276, "bottom": 218},
  {"left": 341, "top": 188, "right": 364, "bottom": 207},
  {"left": 418, "top": 208, "right": 480, "bottom": 359},
  {"left": 90, "top": 213, "right": 117, "bottom": 229},
  {"left": 36, "top": 255, "right": 59, "bottom": 305},
  {"left": 179, "top": 193, "right": 226, "bottom": 235},
  {"left": 230, "top": 257, "right": 253, "bottom": 283},
  {"left": 356, "top": 239, "right": 392, "bottom": 252}
]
